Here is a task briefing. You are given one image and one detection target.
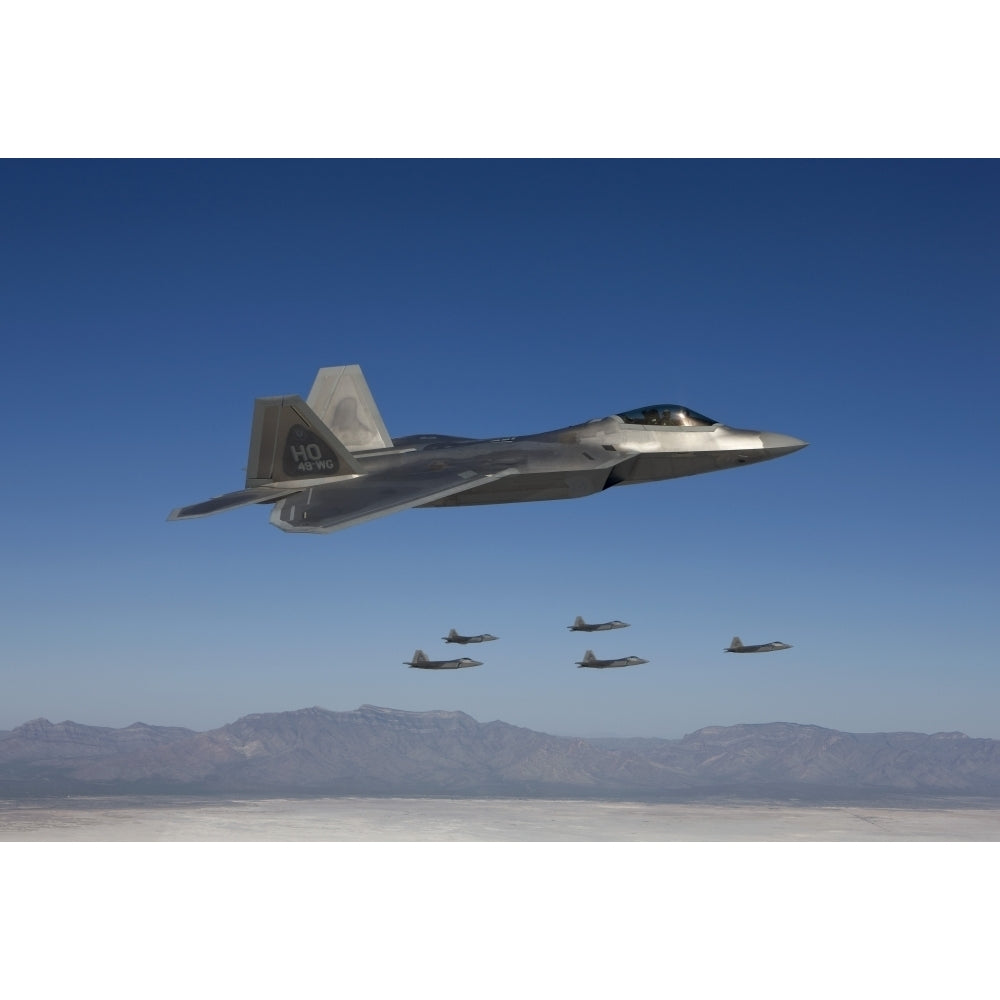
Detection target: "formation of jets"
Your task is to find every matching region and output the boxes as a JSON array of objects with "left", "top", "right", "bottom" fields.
[
  {"left": 403, "top": 622, "right": 793, "bottom": 669},
  {"left": 406, "top": 620, "right": 647, "bottom": 671},
  {"left": 166, "top": 363, "right": 802, "bottom": 670},
  {"left": 168, "top": 364, "right": 806, "bottom": 534}
]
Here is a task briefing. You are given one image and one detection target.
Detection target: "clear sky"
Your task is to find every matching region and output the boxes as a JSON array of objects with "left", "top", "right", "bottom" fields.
[{"left": 3, "top": 158, "right": 998, "bottom": 738}]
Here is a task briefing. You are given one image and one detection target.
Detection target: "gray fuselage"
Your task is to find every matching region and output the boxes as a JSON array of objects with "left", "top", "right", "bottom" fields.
[
  {"left": 725, "top": 642, "right": 792, "bottom": 653},
  {"left": 308, "top": 417, "right": 803, "bottom": 512},
  {"left": 577, "top": 654, "right": 649, "bottom": 669},
  {"left": 405, "top": 657, "right": 483, "bottom": 669}
]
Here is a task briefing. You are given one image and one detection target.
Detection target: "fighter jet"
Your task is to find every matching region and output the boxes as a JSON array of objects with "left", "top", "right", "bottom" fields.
[
  {"left": 576, "top": 650, "right": 648, "bottom": 669},
  {"left": 404, "top": 650, "right": 483, "bottom": 670},
  {"left": 568, "top": 616, "right": 629, "bottom": 632},
  {"left": 168, "top": 364, "right": 807, "bottom": 535},
  {"left": 724, "top": 637, "right": 793, "bottom": 653},
  {"left": 442, "top": 629, "right": 499, "bottom": 644}
]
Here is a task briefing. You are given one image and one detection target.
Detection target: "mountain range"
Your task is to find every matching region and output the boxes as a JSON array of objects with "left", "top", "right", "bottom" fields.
[{"left": 2, "top": 705, "right": 1000, "bottom": 800}]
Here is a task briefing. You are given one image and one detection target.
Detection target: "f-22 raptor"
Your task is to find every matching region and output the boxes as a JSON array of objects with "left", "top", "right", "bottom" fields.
[
  {"left": 724, "top": 637, "right": 793, "bottom": 653},
  {"left": 576, "top": 650, "right": 649, "bottom": 669},
  {"left": 168, "top": 364, "right": 807, "bottom": 535},
  {"left": 404, "top": 650, "right": 483, "bottom": 670},
  {"left": 568, "top": 616, "right": 629, "bottom": 632},
  {"left": 443, "top": 629, "right": 498, "bottom": 644}
]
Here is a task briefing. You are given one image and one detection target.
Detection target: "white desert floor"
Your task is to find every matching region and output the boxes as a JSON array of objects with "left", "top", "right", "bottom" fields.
[{"left": 2, "top": 795, "right": 999, "bottom": 840}]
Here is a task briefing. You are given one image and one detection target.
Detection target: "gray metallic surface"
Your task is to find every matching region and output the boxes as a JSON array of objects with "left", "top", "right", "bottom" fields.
[
  {"left": 404, "top": 650, "right": 483, "bottom": 670},
  {"left": 169, "top": 366, "right": 808, "bottom": 534},
  {"left": 306, "top": 365, "right": 393, "bottom": 452},
  {"left": 443, "top": 629, "right": 499, "bottom": 644},
  {"left": 568, "top": 617, "right": 629, "bottom": 632},
  {"left": 576, "top": 650, "right": 649, "bottom": 669},
  {"left": 724, "top": 637, "right": 793, "bottom": 653},
  {"left": 245, "top": 395, "right": 363, "bottom": 488}
]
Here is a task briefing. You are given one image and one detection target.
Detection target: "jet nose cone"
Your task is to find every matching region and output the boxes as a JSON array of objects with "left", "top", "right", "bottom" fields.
[{"left": 759, "top": 432, "right": 808, "bottom": 457}]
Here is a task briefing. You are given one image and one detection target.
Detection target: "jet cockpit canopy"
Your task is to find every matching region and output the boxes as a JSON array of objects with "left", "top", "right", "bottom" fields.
[{"left": 617, "top": 404, "right": 718, "bottom": 427}]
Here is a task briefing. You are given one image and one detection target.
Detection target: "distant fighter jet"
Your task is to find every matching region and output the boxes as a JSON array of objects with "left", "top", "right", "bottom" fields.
[
  {"left": 404, "top": 650, "right": 483, "bottom": 670},
  {"left": 443, "top": 629, "right": 498, "bottom": 644},
  {"left": 568, "top": 616, "right": 630, "bottom": 632},
  {"left": 724, "top": 637, "right": 793, "bottom": 653},
  {"left": 576, "top": 650, "right": 648, "bottom": 669},
  {"left": 168, "top": 364, "right": 807, "bottom": 535}
]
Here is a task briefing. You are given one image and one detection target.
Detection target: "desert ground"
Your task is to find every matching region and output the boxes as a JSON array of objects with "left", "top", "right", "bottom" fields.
[{"left": 2, "top": 795, "right": 999, "bottom": 841}]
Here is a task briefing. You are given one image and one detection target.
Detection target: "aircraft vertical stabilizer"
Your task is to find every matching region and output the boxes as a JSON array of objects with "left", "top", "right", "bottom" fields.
[
  {"left": 246, "top": 395, "right": 364, "bottom": 487},
  {"left": 306, "top": 364, "right": 393, "bottom": 451}
]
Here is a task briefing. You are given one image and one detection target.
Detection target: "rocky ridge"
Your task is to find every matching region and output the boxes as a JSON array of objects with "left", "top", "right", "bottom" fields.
[{"left": 2, "top": 706, "right": 999, "bottom": 799}]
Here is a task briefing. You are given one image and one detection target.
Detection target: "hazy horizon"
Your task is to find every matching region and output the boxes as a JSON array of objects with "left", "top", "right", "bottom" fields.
[{"left": 2, "top": 701, "right": 995, "bottom": 743}]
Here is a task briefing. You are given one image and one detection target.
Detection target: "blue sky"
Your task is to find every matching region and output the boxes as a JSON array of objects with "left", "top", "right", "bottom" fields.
[{"left": 3, "top": 159, "right": 998, "bottom": 738}]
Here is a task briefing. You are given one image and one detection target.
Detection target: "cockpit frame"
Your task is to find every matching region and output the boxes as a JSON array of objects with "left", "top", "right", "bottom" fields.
[{"left": 617, "top": 405, "right": 718, "bottom": 428}]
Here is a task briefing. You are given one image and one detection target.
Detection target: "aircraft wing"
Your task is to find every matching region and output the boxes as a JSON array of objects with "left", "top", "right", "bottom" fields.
[{"left": 269, "top": 465, "right": 520, "bottom": 534}]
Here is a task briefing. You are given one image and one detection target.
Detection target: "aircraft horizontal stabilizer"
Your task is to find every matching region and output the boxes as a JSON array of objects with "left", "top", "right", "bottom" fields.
[{"left": 167, "top": 486, "right": 302, "bottom": 521}]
